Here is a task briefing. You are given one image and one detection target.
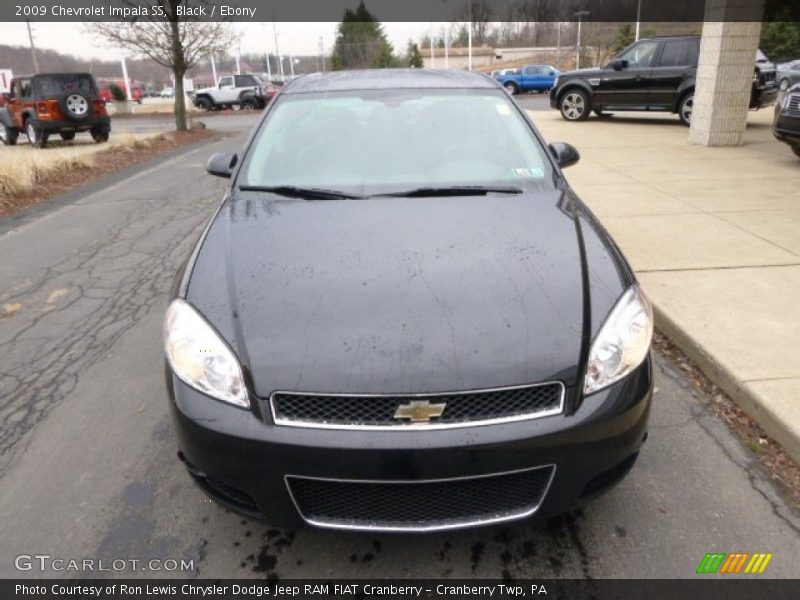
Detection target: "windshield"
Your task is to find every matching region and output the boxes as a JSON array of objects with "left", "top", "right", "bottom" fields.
[
  {"left": 240, "top": 88, "right": 555, "bottom": 196},
  {"left": 37, "top": 74, "right": 96, "bottom": 97}
]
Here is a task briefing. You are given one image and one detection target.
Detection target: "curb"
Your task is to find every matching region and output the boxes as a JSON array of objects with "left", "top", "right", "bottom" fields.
[{"left": 653, "top": 303, "right": 800, "bottom": 465}]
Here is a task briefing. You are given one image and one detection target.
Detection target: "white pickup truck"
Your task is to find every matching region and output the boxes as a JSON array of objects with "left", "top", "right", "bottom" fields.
[{"left": 192, "top": 74, "right": 265, "bottom": 111}]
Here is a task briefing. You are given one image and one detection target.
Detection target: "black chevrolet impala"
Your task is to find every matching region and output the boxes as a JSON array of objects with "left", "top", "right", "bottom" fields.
[{"left": 164, "top": 70, "right": 654, "bottom": 532}]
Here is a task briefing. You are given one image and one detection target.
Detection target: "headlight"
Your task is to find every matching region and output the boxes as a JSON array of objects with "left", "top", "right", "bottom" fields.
[
  {"left": 164, "top": 299, "right": 248, "bottom": 408},
  {"left": 584, "top": 285, "right": 653, "bottom": 395}
]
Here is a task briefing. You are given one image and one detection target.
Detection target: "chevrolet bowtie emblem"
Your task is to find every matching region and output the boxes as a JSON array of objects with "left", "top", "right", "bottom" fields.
[{"left": 394, "top": 400, "right": 446, "bottom": 422}]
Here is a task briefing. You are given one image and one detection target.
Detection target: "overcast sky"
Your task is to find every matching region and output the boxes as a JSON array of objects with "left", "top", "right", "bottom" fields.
[{"left": 0, "top": 22, "right": 441, "bottom": 62}]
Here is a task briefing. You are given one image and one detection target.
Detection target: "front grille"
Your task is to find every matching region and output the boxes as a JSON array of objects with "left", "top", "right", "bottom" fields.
[
  {"left": 286, "top": 466, "right": 555, "bottom": 531},
  {"left": 788, "top": 94, "right": 800, "bottom": 114},
  {"left": 270, "top": 382, "right": 564, "bottom": 429}
]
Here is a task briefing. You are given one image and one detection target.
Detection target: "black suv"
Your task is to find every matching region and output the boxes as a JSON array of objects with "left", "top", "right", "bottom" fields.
[{"left": 550, "top": 36, "right": 778, "bottom": 125}]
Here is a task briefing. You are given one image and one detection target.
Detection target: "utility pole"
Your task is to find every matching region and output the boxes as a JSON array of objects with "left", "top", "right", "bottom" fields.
[
  {"left": 556, "top": 22, "right": 561, "bottom": 70},
  {"left": 430, "top": 34, "right": 434, "bottom": 68},
  {"left": 635, "top": 0, "right": 642, "bottom": 41},
  {"left": 210, "top": 54, "right": 217, "bottom": 85},
  {"left": 26, "top": 20, "right": 40, "bottom": 73},
  {"left": 120, "top": 55, "right": 132, "bottom": 101},
  {"left": 320, "top": 37, "right": 326, "bottom": 72},
  {"left": 467, "top": 2, "right": 473, "bottom": 71},
  {"left": 444, "top": 27, "right": 449, "bottom": 69},
  {"left": 236, "top": 43, "right": 241, "bottom": 75},
  {"left": 272, "top": 22, "right": 284, "bottom": 80},
  {"left": 574, "top": 11, "right": 589, "bottom": 69},
  {"left": 290, "top": 56, "right": 295, "bottom": 77},
  {"left": 262, "top": 23, "right": 271, "bottom": 80}
]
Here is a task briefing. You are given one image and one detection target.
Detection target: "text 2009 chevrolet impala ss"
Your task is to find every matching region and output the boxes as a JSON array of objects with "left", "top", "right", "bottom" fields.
[{"left": 164, "top": 70, "right": 653, "bottom": 532}]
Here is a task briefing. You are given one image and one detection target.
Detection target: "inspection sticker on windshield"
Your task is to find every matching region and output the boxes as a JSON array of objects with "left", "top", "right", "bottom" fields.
[{"left": 513, "top": 167, "right": 544, "bottom": 179}]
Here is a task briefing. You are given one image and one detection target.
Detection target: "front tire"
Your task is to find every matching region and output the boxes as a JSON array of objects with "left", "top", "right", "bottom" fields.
[
  {"left": 0, "top": 122, "right": 19, "bottom": 145},
  {"left": 26, "top": 120, "right": 48, "bottom": 148},
  {"left": 503, "top": 82, "right": 518, "bottom": 95},
  {"left": 559, "top": 89, "right": 590, "bottom": 121},
  {"left": 679, "top": 92, "right": 694, "bottom": 126},
  {"left": 196, "top": 97, "right": 212, "bottom": 111}
]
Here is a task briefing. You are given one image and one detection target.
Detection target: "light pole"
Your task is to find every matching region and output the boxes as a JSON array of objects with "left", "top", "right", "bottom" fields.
[
  {"left": 272, "top": 22, "right": 284, "bottom": 81},
  {"left": 26, "top": 20, "right": 39, "bottom": 73},
  {"left": 574, "top": 11, "right": 589, "bottom": 69},
  {"left": 635, "top": 0, "right": 642, "bottom": 41}
]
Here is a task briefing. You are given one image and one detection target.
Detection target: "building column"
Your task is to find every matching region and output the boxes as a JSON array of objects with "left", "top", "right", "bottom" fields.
[{"left": 689, "top": 0, "right": 764, "bottom": 147}]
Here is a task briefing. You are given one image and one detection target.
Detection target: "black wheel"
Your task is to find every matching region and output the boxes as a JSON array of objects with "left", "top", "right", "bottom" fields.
[
  {"left": 503, "top": 81, "right": 518, "bottom": 95},
  {"left": 792, "top": 145, "right": 800, "bottom": 159},
  {"left": 559, "top": 89, "right": 591, "bottom": 121},
  {"left": 679, "top": 92, "right": 694, "bottom": 126},
  {"left": 59, "top": 92, "right": 91, "bottom": 123},
  {"left": 0, "top": 122, "right": 19, "bottom": 145},
  {"left": 240, "top": 98, "right": 257, "bottom": 110},
  {"left": 91, "top": 128, "right": 109, "bottom": 143},
  {"left": 196, "top": 96, "right": 212, "bottom": 111},
  {"left": 779, "top": 78, "right": 790, "bottom": 92},
  {"left": 26, "top": 120, "right": 48, "bottom": 148},
  {"left": 60, "top": 131, "right": 76, "bottom": 141}
]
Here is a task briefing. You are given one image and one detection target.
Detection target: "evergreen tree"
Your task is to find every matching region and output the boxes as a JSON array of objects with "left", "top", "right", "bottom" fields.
[
  {"left": 330, "top": 1, "right": 397, "bottom": 70},
  {"left": 407, "top": 41, "right": 424, "bottom": 68}
]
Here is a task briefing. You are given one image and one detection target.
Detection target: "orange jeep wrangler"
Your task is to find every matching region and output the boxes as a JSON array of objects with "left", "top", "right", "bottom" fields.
[{"left": 0, "top": 72, "right": 111, "bottom": 148}]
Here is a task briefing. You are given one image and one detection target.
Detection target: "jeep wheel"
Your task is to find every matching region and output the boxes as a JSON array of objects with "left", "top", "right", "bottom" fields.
[
  {"left": 231, "top": 103, "right": 242, "bottom": 111},
  {"left": 196, "top": 97, "right": 213, "bottom": 111},
  {"left": 679, "top": 93, "right": 694, "bottom": 126},
  {"left": 0, "top": 122, "right": 19, "bottom": 146},
  {"left": 560, "top": 90, "right": 590, "bottom": 121},
  {"left": 240, "top": 98, "right": 257, "bottom": 110},
  {"left": 503, "top": 82, "right": 518, "bottom": 95},
  {"left": 26, "top": 121, "right": 48, "bottom": 148},
  {"left": 91, "top": 129, "right": 109, "bottom": 143},
  {"left": 60, "top": 131, "right": 76, "bottom": 141},
  {"left": 779, "top": 78, "right": 790, "bottom": 92}
]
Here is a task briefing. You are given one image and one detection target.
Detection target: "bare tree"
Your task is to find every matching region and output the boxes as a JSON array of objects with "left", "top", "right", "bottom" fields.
[{"left": 93, "top": 0, "right": 238, "bottom": 131}]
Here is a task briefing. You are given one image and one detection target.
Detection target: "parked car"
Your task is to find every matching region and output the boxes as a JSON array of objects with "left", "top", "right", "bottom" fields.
[
  {"left": 192, "top": 74, "right": 266, "bottom": 111},
  {"left": 97, "top": 81, "right": 144, "bottom": 104},
  {"left": 773, "top": 83, "right": 800, "bottom": 158},
  {"left": 777, "top": 60, "right": 800, "bottom": 91},
  {"left": 160, "top": 87, "right": 175, "bottom": 98},
  {"left": 550, "top": 35, "right": 778, "bottom": 125},
  {"left": 164, "top": 69, "right": 654, "bottom": 531},
  {"left": 0, "top": 72, "right": 110, "bottom": 148},
  {"left": 497, "top": 65, "right": 559, "bottom": 95}
]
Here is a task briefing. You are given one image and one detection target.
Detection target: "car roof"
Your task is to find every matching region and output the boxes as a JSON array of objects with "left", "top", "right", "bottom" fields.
[
  {"left": 282, "top": 69, "right": 498, "bottom": 95},
  {"left": 14, "top": 72, "right": 94, "bottom": 80}
]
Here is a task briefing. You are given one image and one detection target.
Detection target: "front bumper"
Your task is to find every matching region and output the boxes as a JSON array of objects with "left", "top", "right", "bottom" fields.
[
  {"left": 549, "top": 87, "right": 560, "bottom": 109},
  {"left": 751, "top": 84, "right": 779, "bottom": 109},
  {"left": 773, "top": 111, "right": 800, "bottom": 145},
  {"left": 167, "top": 357, "right": 653, "bottom": 531}
]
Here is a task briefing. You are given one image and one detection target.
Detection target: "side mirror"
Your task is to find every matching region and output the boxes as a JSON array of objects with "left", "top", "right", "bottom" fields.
[
  {"left": 206, "top": 152, "right": 237, "bottom": 178},
  {"left": 611, "top": 58, "right": 627, "bottom": 71},
  {"left": 549, "top": 142, "right": 580, "bottom": 169}
]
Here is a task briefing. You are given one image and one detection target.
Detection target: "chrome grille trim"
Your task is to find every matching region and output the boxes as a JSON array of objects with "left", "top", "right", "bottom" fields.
[
  {"left": 268, "top": 381, "right": 565, "bottom": 430},
  {"left": 284, "top": 465, "right": 557, "bottom": 532}
]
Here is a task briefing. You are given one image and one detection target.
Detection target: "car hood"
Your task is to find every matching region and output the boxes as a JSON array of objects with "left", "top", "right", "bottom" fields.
[
  {"left": 186, "top": 191, "right": 588, "bottom": 396},
  {"left": 559, "top": 67, "right": 607, "bottom": 79}
]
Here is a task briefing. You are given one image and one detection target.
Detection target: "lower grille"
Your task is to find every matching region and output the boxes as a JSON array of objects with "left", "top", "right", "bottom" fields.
[
  {"left": 270, "top": 382, "right": 564, "bottom": 429},
  {"left": 286, "top": 465, "right": 555, "bottom": 531}
]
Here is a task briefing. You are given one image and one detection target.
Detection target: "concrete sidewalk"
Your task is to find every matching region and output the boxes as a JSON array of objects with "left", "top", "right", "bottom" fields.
[{"left": 532, "top": 108, "right": 800, "bottom": 463}]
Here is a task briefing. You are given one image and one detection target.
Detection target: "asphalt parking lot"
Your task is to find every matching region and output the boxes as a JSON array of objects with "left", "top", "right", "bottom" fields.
[{"left": 1, "top": 113, "right": 799, "bottom": 580}]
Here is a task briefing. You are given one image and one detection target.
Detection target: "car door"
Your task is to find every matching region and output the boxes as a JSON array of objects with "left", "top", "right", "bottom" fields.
[
  {"left": 9, "top": 79, "right": 30, "bottom": 128},
  {"left": 595, "top": 39, "right": 661, "bottom": 110},
  {"left": 648, "top": 38, "right": 699, "bottom": 110},
  {"left": 521, "top": 66, "right": 540, "bottom": 91},
  {"left": 217, "top": 76, "right": 235, "bottom": 102}
]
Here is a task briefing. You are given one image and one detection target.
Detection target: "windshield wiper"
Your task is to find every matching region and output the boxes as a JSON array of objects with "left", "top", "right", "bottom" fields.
[
  {"left": 238, "top": 185, "right": 365, "bottom": 200},
  {"left": 376, "top": 185, "right": 523, "bottom": 198}
]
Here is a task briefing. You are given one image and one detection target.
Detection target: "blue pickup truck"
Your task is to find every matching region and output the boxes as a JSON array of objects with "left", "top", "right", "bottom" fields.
[{"left": 495, "top": 65, "right": 560, "bottom": 95}]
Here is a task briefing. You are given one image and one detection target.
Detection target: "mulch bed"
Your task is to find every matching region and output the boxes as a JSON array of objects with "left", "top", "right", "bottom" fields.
[
  {"left": 0, "top": 129, "right": 214, "bottom": 219},
  {"left": 654, "top": 331, "right": 800, "bottom": 507}
]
